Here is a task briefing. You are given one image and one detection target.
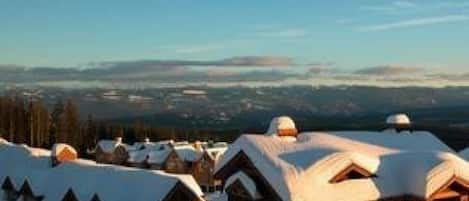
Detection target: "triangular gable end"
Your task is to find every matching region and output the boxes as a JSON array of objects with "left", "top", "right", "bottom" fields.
[
  {"left": 430, "top": 177, "right": 469, "bottom": 201},
  {"left": 162, "top": 181, "right": 201, "bottom": 201},
  {"left": 62, "top": 188, "right": 79, "bottom": 201},
  {"left": 214, "top": 150, "right": 283, "bottom": 201},
  {"left": 225, "top": 180, "right": 258, "bottom": 200},
  {"left": 19, "top": 180, "right": 34, "bottom": 196},
  {"left": 1, "top": 176, "right": 15, "bottom": 190},
  {"left": 329, "top": 163, "right": 375, "bottom": 183},
  {"left": 90, "top": 193, "right": 101, "bottom": 201}
]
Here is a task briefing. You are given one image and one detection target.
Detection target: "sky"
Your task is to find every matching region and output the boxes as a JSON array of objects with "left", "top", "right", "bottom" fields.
[{"left": 1, "top": 0, "right": 469, "bottom": 87}]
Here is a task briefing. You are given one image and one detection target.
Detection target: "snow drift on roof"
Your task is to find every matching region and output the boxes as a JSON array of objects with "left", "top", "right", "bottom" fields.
[
  {"left": 216, "top": 130, "right": 468, "bottom": 201},
  {"left": 266, "top": 116, "right": 297, "bottom": 136},
  {"left": 386, "top": 113, "right": 411, "bottom": 125}
]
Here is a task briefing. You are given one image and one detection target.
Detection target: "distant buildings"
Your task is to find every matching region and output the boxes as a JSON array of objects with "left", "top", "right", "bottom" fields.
[
  {"left": 0, "top": 139, "right": 204, "bottom": 201},
  {"left": 94, "top": 138, "right": 228, "bottom": 193}
]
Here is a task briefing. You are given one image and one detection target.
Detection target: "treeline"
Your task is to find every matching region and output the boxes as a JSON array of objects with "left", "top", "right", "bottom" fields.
[
  {"left": 0, "top": 95, "right": 239, "bottom": 157},
  {"left": 0, "top": 95, "right": 95, "bottom": 155}
]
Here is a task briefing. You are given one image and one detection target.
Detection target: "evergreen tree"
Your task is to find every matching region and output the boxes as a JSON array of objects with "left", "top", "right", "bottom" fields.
[{"left": 50, "top": 99, "right": 64, "bottom": 145}]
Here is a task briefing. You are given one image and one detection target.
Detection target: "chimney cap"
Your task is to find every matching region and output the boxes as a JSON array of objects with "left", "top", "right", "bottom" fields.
[
  {"left": 386, "top": 113, "right": 411, "bottom": 125},
  {"left": 51, "top": 143, "right": 78, "bottom": 166},
  {"left": 144, "top": 137, "right": 150, "bottom": 143},
  {"left": 266, "top": 116, "right": 298, "bottom": 137},
  {"left": 115, "top": 137, "right": 123, "bottom": 143}
]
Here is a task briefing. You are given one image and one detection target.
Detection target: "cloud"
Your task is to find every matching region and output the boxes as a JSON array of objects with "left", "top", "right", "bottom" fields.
[
  {"left": 0, "top": 56, "right": 302, "bottom": 84},
  {"left": 427, "top": 73, "right": 469, "bottom": 81},
  {"left": 354, "top": 65, "right": 424, "bottom": 76},
  {"left": 97, "top": 56, "right": 296, "bottom": 68},
  {"left": 358, "top": 15, "right": 469, "bottom": 32},
  {"left": 253, "top": 28, "right": 308, "bottom": 38}
]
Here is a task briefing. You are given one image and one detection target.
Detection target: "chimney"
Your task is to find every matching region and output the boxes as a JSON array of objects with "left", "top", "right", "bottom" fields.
[
  {"left": 193, "top": 140, "right": 203, "bottom": 151},
  {"left": 144, "top": 137, "right": 150, "bottom": 144},
  {"left": 51, "top": 143, "right": 78, "bottom": 167},
  {"left": 115, "top": 137, "right": 123, "bottom": 144},
  {"left": 266, "top": 116, "right": 298, "bottom": 137},
  {"left": 386, "top": 113, "right": 412, "bottom": 133}
]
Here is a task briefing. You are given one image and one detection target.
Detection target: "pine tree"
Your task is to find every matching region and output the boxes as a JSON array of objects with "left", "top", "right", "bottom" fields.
[
  {"left": 59, "top": 99, "right": 80, "bottom": 151},
  {"left": 50, "top": 99, "right": 64, "bottom": 145}
]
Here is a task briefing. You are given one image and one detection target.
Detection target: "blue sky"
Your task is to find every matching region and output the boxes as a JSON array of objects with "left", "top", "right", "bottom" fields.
[{"left": 1, "top": 0, "right": 469, "bottom": 72}]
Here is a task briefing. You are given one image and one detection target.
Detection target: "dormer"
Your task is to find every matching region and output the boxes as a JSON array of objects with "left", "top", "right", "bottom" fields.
[
  {"left": 62, "top": 188, "right": 79, "bottom": 201},
  {"left": 386, "top": 113, "right": 412, "bottom": 133},
  {"left": 266, "top": 116, "right": 298, "bottom": 137},
  {"left": 51, "top": 143, "right": 78, "bottom": 167},
  {"left": 329, "top": 163, "right": 375, "bottom": 183},
  {"left": 2, "top": 176, "right": 18, "bottom": 201}
]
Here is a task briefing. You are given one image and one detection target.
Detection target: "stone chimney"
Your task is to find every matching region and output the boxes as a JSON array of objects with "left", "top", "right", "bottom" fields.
[
  {"left": 51, "top": 143, "right": 78, "bottom": 167},
  {"left": 386, "top": 113, "right": 412, "bottom": 133},
  {"left": 266, "top": 116, "right": 298, "bottom": 137}
]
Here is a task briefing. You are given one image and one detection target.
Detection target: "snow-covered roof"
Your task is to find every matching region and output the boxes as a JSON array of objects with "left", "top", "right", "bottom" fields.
[
  {"left": 97, "top": 140, "right": 126, "bottom": 153},
  {"left": 266, "top": 116, "right": 297, "bottom": 136},
  {"left": 386, "top": 113, "right": 411, "bottom": 125},
  {"left": 0, "top": 142, "right": 204, "bottom": 201},
  {"left": 127, "top": 144, "right": 163, "bottom": 163},
  {"left": 205, "top": 147, "right": 228, "bottom": 162},
  {"left": 0, "top": 137, "right": 9, "bottom": 145},
  {"left": 147, "top": 146, "right": 173, "bottom": 164},
  {"left": 216, "top": 130, "right": 468, "bottom": 201},
  {"left": 174, "top": 144, "right": 203, "bottom": 162},
  {"left": 225, "top": 171, "right": 262, "bottom": 199},
  {"left": 459, "top": 147, "right": 469, "bottom": 161},
  {"left": 51, "top": 143, "right": 77, "bottom": 157}
]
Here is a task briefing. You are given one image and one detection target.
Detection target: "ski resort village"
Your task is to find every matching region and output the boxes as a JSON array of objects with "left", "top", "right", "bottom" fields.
[{"left": 2, "top": 114, "right": 469, "bottom": 201}]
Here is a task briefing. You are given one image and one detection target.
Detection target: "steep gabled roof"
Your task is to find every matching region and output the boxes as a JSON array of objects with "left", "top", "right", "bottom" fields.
[
  {"left": 216, "top": 130, "right": 468, "bottom": 201},
  {"left": 97, "top": 140, "right": 127, "bottom": 153},
  {"left": 173, "top": 144, "right": 203, "bottom": 162},
  {"left": 0, "top": 141, "right": 204, "bottom": 201}
]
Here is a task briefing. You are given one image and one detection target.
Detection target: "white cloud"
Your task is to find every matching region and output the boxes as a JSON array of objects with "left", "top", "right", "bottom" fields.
[
  {"left": 254, "top": 28, "right": 308, "bottom": 38},
  {"left": 358, "top": 15, "right": 469, "bottom": 32}
]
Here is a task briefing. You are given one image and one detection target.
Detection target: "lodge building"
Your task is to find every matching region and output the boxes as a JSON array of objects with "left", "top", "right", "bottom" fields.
[
  {"left": 215, "top": 115, "right": 469, "bottom": 201},
  {"left": 0, "top": 139, "right": 205, "bottom": 201},
  {"left": 94, "top": 138, "right": 227, "bottom": 192}
]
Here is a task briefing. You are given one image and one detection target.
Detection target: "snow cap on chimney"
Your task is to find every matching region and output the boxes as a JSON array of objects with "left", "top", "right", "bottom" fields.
[
  {"left": 266, "top": 116, "right": 298, "bottom": 137},
  {"left": 386, "top": 113, "right": 412, "bottom": 132},
  {"left": 144, "top": 137, "right": 150, "bottom": 143},
  {"left": 115, "top": 137, "right": 123, "bottom": 144}
]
